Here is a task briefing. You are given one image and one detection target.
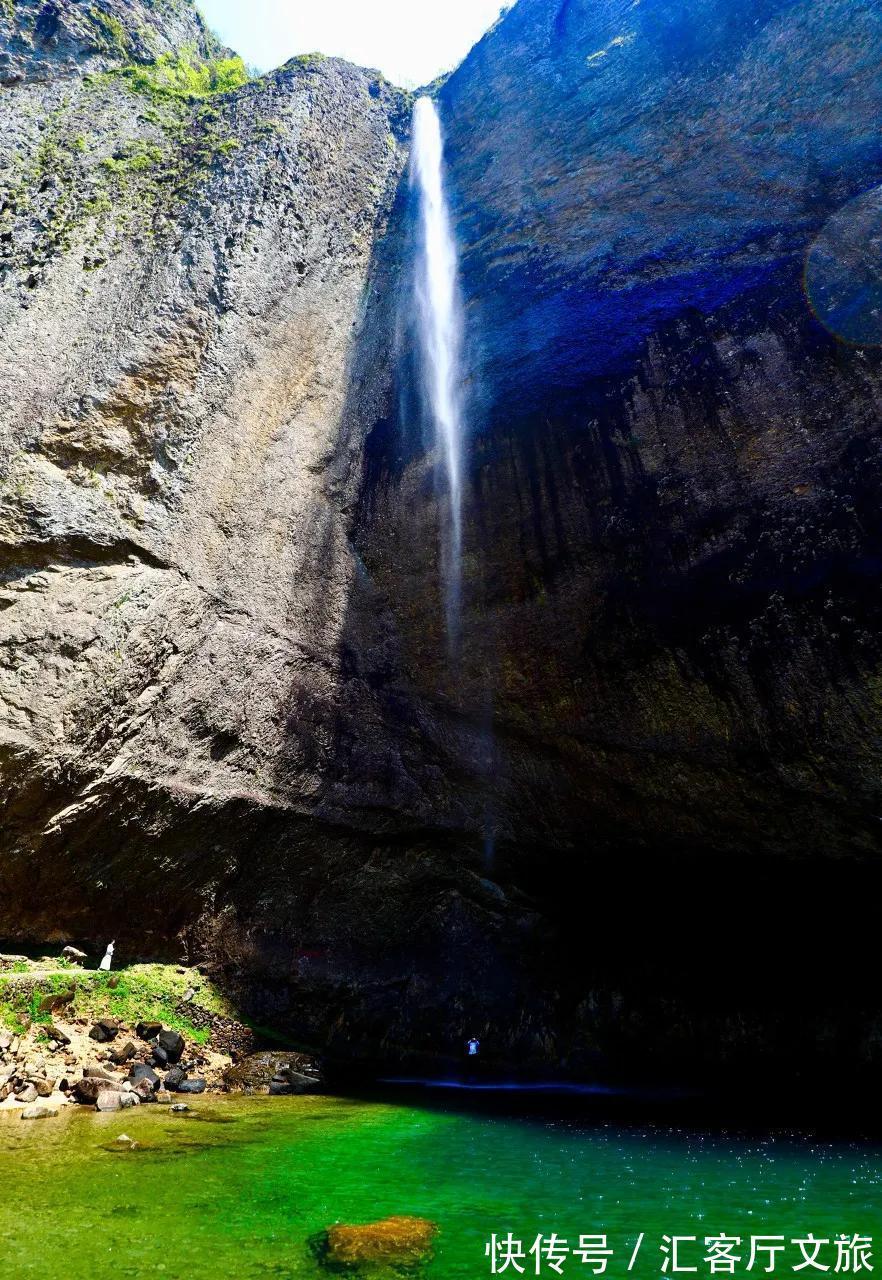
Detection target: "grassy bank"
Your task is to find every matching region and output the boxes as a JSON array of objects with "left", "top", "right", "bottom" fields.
[{"left": 0, "top": 964, "right": 237, "bottom": 1044}]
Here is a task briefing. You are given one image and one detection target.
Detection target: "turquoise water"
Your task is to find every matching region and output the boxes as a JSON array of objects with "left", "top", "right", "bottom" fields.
[{"left": 1, "top": 1094, "right": 879, "bottom": 1278}]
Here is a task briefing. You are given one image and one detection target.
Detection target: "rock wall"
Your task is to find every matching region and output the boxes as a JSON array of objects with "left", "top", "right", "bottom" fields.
[
  {"left": 0, "top": 9, "right": 412, "bottom": 942},
  {"left": 1, "top": 0, "right": 221, "bottom": 86},
  {"left": 353, "top": 0, "right": 882, "bottom": 863}
]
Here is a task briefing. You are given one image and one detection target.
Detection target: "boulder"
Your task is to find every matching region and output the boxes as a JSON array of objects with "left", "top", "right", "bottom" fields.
[
  {"left": 44, "top": 1024, "right": 70, "bottom": 1047},
  {"left": 109, "top": 1042, "right": 137, "bottom": 1065},
  {"left": 176, "top": 1078, "right": 206, "bottom": 1095},
  {"left": 170, "top": 1102, "right": 189, "bottom": 1112},
  {"left": 96, "top": 1090, "right": 125, "bottom": 1111},
  {"left": 313, "top": 1217, "right": 438, "bottom": 1269},
  {"left": 72, "top": 1077, "right": 123, "bottom": 1105},
  {"left": 282, "top": 1069, "right": 322, "bottom": 1094},
  {"left": 61, "top": 946, "right": 87, "bottom": 965},
  {"left": 21, "top": 1103, "right": 59, "bottom": 1120},
  {"left": 129, "top": 1077, "right": 157, "bottom": 1102},
  {"left": 150, "top": 1044, "right": 169, "bottom": 1067},
  {"left": 163, "top": 1068, "right": 187, "bottom": 1092},
  {"left": 83, "top": 1064, "right": 118, "bottom": 1082},
  {"left": 127, "top": 1064, "right": 159, "bottom": 1090},
  {"left": 88, "top": 1018, "right": 120, "bottom": 1043},
  {"left": 33, "top": 1079, "right": 54, "bottom": 1098},
  {"left": 135, "top": 1022, "right": 163, "bottom": 1042},
  {"left": 223, "top": 1052, "right": 322, "bottom": 1092},
  {"left": 15, "top": 1084, "right": 38, "bottom": 1104},
  {"left": 37, "top": 989, "right": 75, "bottom": 1015},
  {"left": 156, "top": 1030, "right": 185, "bottom": 1064}
]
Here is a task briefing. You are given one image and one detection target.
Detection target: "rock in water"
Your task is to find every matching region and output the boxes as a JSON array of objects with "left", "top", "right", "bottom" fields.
[
  {"left": 72, "top": 1078, "right": 123, "bottom": 1105},
  {"left": 313, "top": 1217, "right": 438, "bottom": 1269},
  {"left": 21, "top": 1104, "right": 59, "bottom": 1120},
  {"left": 95, "top": 1091, "right": 124, "bottom": 1112}
]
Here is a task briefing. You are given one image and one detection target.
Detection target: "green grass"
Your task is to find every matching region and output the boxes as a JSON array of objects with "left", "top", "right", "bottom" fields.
[{"left": 0, "top": 965, "right": 236, "bottom": 1044}]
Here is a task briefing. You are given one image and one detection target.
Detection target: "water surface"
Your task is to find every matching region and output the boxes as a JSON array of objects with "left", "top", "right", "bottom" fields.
[{"left": 1, "top": 1095, "right": 879, "bottom": 1278}]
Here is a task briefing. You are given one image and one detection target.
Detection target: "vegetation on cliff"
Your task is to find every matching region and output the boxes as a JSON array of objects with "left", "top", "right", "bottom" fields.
[{"left": 102, "top": 46, "right": 250, "bottom": 102}]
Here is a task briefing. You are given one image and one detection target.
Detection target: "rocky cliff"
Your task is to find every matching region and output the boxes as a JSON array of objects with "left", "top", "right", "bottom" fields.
[
  {"left": 0, "top": 3, "right": 412, "bottom": 956},
  {"left": 2, "top": 0, "right": 882, "bottom": 1083}
]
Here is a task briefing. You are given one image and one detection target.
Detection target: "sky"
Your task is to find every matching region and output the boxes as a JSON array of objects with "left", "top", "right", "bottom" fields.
[{"left": 198, "top": 0, "right": 510, "bottom": 88}]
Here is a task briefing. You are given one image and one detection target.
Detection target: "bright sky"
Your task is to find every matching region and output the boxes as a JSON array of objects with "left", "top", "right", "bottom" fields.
[{"left": 198, "top": 0, "right": 509, "bottom": 88}]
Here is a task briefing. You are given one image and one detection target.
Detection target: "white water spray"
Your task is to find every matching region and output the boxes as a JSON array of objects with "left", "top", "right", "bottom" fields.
[{"left": 411, "top": 96, "right": 464, "bottom": 652}]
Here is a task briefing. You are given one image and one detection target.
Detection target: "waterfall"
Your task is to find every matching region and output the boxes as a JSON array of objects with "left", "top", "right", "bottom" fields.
[{"left": 411, "top": 96, "right": 464, "bottom": 653}]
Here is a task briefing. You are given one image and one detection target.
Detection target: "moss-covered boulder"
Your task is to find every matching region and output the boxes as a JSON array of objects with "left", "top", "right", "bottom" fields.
[{"left": 313, "top": 1216, "right": 438, "bottom": 1271}]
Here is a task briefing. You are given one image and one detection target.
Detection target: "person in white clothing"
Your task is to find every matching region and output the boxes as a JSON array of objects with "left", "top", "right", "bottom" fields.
[{"left": 99, "top": 941, "right": 115, "bottom": 972}]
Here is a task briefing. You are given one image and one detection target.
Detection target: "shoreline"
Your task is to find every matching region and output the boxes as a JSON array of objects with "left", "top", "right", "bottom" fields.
[{"left": 0, "top": 957, "right": 321, "bottom": 1117}]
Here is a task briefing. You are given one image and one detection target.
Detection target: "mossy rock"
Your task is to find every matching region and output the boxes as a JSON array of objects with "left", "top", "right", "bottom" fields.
[{"left": 311, "top": 1216, "right": 438, "bottom": 1272}]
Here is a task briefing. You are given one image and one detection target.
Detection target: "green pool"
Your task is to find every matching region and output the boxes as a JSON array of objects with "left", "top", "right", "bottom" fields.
[{"left": 1, "top": 1094, "right": 879, "bottom": 1278}]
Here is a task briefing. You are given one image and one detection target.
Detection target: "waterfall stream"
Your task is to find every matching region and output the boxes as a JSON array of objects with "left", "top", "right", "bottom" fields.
[{"left": 411, "top": 96, "right": 465, "bottom": 653}]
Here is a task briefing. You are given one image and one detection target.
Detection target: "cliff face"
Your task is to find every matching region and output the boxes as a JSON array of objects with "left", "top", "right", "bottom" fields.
[
  {"left": 0, "top": 0, "right": 221, "bottom": 85},
  {"left": 355, "top": 0, "right": 882, "bottom": 863},
  {"left": 0, "top": 7, "right": 411, "bottom": 940},
  {"left": 3, "top": 0, "right": 882, "bottom": 1080}
]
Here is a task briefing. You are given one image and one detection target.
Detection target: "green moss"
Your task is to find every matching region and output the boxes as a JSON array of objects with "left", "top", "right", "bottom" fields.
[
  {"left": 107, "top": 48, "right": 249, "bottom": 103},
  {"left": 101, "top": 140, "right": 165, "bottom": 175},
  {"left": 0, "top": 0, "right": 14, "bottom": 22},
  {"left": 88, "top": 7, "right": 132, "bottom": 59},
  {"left": 0, "top": 121, "right": 90, "bottom": 269},
  {"left": 252, "top": 118, "right": 282, "bottom": 139},
  {"left": 0, "top": 965, "right": 235, "bottom": 1044}
]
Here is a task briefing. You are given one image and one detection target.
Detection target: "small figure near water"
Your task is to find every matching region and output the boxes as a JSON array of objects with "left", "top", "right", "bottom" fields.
[
  {"left": 465, "top": 1036, "right": 482, "bottom": 1085},
  {"left": 98, "top": 941, "right": 115, "bottom": 972}
]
